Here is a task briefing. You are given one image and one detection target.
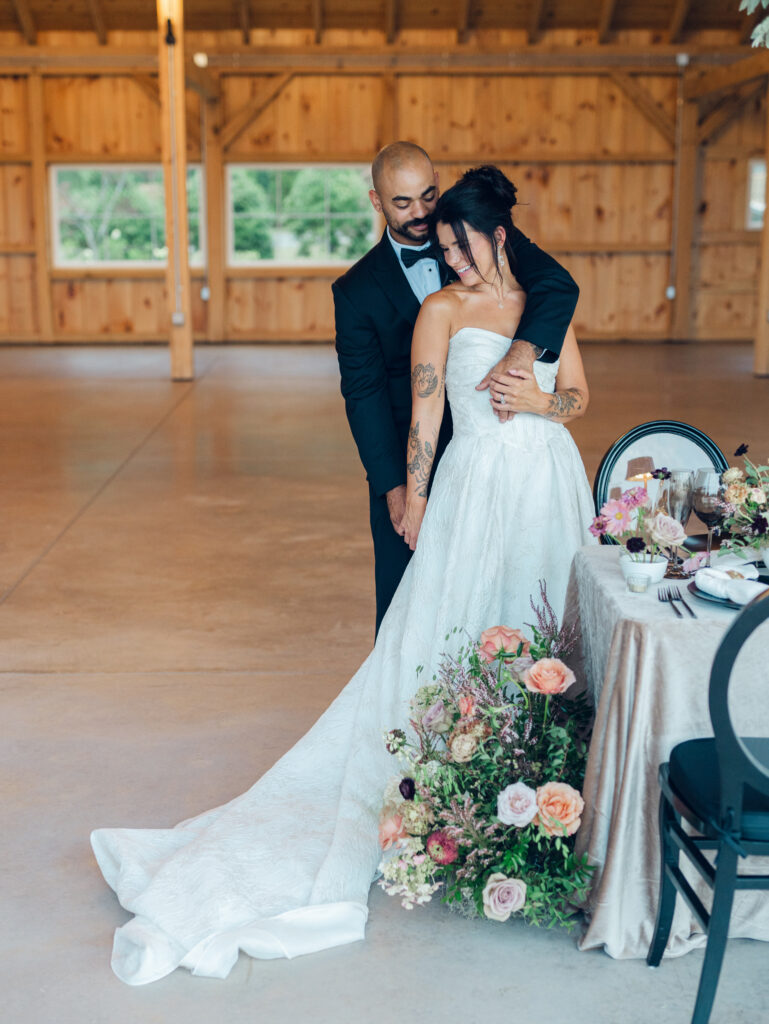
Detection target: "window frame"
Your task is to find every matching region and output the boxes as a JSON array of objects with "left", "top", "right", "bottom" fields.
[
  {"left": 49, "top": 162, "right": 206, "bottom": 270},
  {"left": 746, "top": 157, "right": 766, "bottom": 232},
  {"left": 225, "top": 162, "right": 379, "bottom": 269}
]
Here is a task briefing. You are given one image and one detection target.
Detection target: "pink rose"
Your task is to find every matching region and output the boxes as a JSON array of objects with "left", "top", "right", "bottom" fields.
[
  {"left": 536, "top": 782, "right": 585, "bottom": 837},
  {"left": 458, "top": 695, "right": 476, "bottom": 718},
  {"left": 378, "top": 813, "right": 406, "bottom": 850},
  {"left": 426, "top": 829, "right": 459, "bottom": 865},
  {"left": 599, "top": 498, "right": 632, "bottom": 536},
  {"left": 478, "top": 626, "right": 530, "bottom": 664},
  {"left": 497, "top": 781, "right": 538, "bottom": 827},
  {"left": 649, "top": 512, "right": 687, "bottom": 549},
  {"left": 422, "top": 699, "right": 452, "bottom": 734},
  {"left": 682, "top": 551, "right": 707, "bottom": 575},
  {"left": 482, "top": 873, "right": 527, "bottom": 921},
  {"left": 523, "top": 658, "right": 575, "bottom": 695}
]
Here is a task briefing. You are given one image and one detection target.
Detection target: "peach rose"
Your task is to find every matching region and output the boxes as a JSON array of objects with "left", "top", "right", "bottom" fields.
[
  {"left": 522, "top": 658, "right": 576, "bottom": 695},
  {"left": 536, "top": 782, "right": 585, "bottom": 837},
  {"left": 378, "top": 813, "right": 406, "bottom": 850},
  {"left": 482, "top": 873, "right": 527, "bottom": 921},
  {"left": 458, "top": 695, "right": 476, "bottom": 718},
  {"left": 448, "top": 731, "right": 479, "bottom": 763},
  {"left": 724, "top": 482, "right": 749, "bottom": 506},
  {"left": 478, "top": 626, "right": 530, "bottom": 664}
]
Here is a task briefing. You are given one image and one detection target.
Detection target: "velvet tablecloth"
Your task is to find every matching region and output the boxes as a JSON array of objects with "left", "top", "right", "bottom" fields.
[{"left": 566, "top": 545, "right": 769, "bottom": 959}]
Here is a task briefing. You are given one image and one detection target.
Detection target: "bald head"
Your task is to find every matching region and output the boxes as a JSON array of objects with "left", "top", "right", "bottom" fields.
[
  {"left": 369, "top": 141, "right": 438, "bottom": 246},
  {"left": 371, "top": 141, "right": 432, "bottom": 193}
]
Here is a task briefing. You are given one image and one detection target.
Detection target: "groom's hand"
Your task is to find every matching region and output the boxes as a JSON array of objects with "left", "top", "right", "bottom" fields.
[
  {"left": 385, "top": 484, "right": 407, "bottom": 534},
  {"left": 476, "top": 340, "right": 542, "bottom": 422}
]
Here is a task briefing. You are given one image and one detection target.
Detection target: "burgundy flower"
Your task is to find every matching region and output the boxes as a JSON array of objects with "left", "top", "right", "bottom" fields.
[
  {"left": 751, "top": 514, "right": 768, "bottom": 537},
  {"left": 399, "top": 777, "right": 416, "bottom": 801},
  {"left": 626, "top": 536, "right": 646, "bottom": 554},
  {"left": 735, "top": 443, "right": 749, "bottom": 457},
  {"left": 426, "top": 829, "right": 459, "bottom": 865},
  {"left": 651, "top": 467, "right": 671, "bottom": 480}
]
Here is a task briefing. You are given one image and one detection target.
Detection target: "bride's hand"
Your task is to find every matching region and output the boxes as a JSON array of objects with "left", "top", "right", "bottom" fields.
[
  {"left": 397, "top": 499, "right": 427, "bottom": 551},
  {"left": 489, "top": 368, "right": 545, "bottom": 415}
]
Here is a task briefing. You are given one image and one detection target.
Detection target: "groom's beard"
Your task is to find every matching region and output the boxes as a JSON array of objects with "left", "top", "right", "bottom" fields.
[{"left": 385, "top": 213, "right": 431, "bottom": 244}]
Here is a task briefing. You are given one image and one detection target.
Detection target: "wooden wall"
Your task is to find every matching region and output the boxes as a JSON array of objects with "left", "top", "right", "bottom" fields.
[{"left": 0, "top": 29, "right": 763, "bottom": 344}]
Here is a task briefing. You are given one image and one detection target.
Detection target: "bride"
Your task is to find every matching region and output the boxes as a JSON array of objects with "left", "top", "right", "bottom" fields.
[{"left": 91, "top": 166, "right": 596, "bottom": 986}]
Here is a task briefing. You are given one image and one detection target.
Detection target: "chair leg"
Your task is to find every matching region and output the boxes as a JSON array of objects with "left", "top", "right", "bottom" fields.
[
  {"left": 690, "top": 844, "right": 738, "bottom": 1024},
  {"left": 647, "top": 790, "right": 679, "bottom": 968}
]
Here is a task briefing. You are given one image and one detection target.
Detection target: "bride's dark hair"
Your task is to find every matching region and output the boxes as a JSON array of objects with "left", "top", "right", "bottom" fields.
[{"left": 432, "top": 165, "right": 518, "bottom": 281}]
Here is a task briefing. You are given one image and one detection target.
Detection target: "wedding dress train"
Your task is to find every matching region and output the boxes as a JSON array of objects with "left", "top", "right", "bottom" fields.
[{"left": 91, "top": 327, "right": 595, "bottom": 984}]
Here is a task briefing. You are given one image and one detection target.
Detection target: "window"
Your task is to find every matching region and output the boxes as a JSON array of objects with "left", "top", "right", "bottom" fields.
[
  {"left": 227, "top": 165, "right": 377, "bottom": 265},
  {"left": 51, "top": 165, "right": 205, "bottom": 267},
  {"left": 747, "top": 158, "right": 766, "bottom": 231}
]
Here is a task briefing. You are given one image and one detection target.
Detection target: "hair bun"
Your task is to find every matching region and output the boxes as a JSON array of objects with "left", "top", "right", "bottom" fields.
[{"left": 460, "top": 165, "right": 518, "bottom": 209}]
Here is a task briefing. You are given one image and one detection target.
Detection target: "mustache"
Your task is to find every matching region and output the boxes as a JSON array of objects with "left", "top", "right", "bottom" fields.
[{"left": 403, "top": 218, "right": 429, "bottom": 230}]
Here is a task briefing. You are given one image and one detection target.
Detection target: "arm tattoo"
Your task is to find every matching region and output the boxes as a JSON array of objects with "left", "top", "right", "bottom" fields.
[
  {"left": 411, "top": 362, "right": 439, "bottom": 398},
  {"left": 544, "top": 387, "right": 584, "bottom": 420},
  {"left": 406, "top": 420, "right": 437, "bottom": 498}
]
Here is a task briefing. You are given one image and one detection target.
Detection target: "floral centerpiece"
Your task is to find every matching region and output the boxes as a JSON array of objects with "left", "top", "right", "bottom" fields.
[
  {"left": 377, "top": 584, "right": 594, "bottom": 928},
  {"left": 588, "top": 479, "right": 690, "bottom": 565},
  {"left": 719, "top": 444, "right": 769, "bottom": 562}
]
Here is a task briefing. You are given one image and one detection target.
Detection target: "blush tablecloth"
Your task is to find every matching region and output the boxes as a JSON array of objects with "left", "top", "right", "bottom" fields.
[{"left": 564, "top": 545, "right": 769, "bottom": 959}]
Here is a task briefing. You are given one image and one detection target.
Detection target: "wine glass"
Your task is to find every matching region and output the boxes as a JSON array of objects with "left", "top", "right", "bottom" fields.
[
  {"left": 692, "top": 468, "right": 725, "bottom": 568},
  {"left": 658, "top": 470, "right": 694, "bottom": 577}
]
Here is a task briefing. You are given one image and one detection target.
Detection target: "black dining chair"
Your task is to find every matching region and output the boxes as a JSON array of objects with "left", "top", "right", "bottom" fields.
[
  {"left": 647, "top": 590, "right": 769, "bottom": 1024},
  {"left": 592, "top": 420, "right": 729, "bottom": 549}
]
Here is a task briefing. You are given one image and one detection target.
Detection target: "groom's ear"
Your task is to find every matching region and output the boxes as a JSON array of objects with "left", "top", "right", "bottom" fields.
[{"left": 369, "top": 189, "right": 383, "bottom": 213}]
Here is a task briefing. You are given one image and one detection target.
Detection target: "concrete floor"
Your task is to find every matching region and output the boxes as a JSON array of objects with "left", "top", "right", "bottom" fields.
[{"left": 1, "top": 343, "right": 768, "bottom": 1024}]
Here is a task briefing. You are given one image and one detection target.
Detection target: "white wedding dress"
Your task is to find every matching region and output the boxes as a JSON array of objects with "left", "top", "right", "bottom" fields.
[{"left": 91, "top": 327, "right": 595, "bottom": 985}]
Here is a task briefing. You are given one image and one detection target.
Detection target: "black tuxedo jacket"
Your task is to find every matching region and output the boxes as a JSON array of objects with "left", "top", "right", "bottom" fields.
[{"left": 332, "top": 227, "right": 578, "bottom": 500}]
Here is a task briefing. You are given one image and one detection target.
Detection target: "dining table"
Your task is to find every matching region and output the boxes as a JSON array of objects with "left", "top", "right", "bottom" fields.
[{"left": 564, "top": 544, "right": 769, "bottom": 959}]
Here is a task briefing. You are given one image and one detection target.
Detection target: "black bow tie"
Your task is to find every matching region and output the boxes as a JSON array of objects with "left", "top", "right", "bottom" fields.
[{"left": 400, "top": 244, "right": 440, "bottom": 268}]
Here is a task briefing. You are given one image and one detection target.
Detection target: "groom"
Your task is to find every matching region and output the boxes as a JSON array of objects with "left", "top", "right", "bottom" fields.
[{"left": 333, "top": 142, "right": 579, "bottom": 634}]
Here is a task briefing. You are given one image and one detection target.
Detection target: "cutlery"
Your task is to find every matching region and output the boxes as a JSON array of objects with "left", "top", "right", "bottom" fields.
[
  {"left": 657, "top": 587, "right": 683, "bottom": 617},
  {"left": 671, "top": 586, "right": 697, "bottom": 618}
]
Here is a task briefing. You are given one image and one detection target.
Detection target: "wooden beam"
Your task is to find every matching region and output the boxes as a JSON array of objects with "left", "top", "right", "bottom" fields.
[
  {"left": 27, "top": 74, "right": 53, "bottom": 341},
  {"left": 385, "top": 0, "right": 398, "bottom": 45},
  {"left": 203, "top": 99, "right": 225, "bottom": 343},
  {"left": 457, "top": 0, "right": 472, "bottom": 44},
  {"left": 130, "top": 74, "right": 201, "bottom": 151},
  {"left": 755, "top": 87, "right": 769, "bottom": 375},
  {"left": 671, "top": 101, "right": 699, "bottom": 340},
  {"left": 219, "top": 73, "right": 293, "bottom": 151},
  {"left": 697, "top": 80, "right": 765, "bottom": 146},
  {"left": 312, "top": 0, "right": 323, "bottom": 44},
  {"left": 684, "top": 52, "right": 769, "bottom": 100},
  {"left": 236, "top": 0, "right": 250, "bottom": 45},
  {"left": 157, "top": 0, "right": 194, "bottom": 380},
  {"left": 185, "top": 62, "right": 219, "bottom": 103},
  {"left": 85, "top": 0, "right": 108, "bottom": 45},
  {"left": 598, "top": 0, "right": 618, "bottom": 44},
  {"left": 528, "top": 0, "right": 547, "bottom": 45},
  {"left": 668, "top": 0, "right": 693, "bottom": 45},
  {"left": 377, "top": 73, "right": 398, "bottom": 149},
  {"left": 10, "top": 0, "right": 35, "bottom": 44},
  {"left": 610, "top": 73, "right": 676, "bottom": 146}
]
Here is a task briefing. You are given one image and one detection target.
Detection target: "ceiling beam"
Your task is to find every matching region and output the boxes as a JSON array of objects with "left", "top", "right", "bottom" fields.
[
  {"left": 236, "top": 0, "right": 250, "bottom": 45},
  {"left": 457, "top": 0, "right": 473, "bottom": 44},
  {"left": 385, "top": 0, "right": 398, "bottom": 45},
  {"left": 697, "top": 80, "right": 765, "bottom": 145},
  {"left": 85, "top": 0, "right": 108, "bottom": 45},
  {"left": 610, "top": 72, "right": 676, "bottom": 145},
  {"left": 219, "top": 73, "right": 294, "bottom": 150},
  {"left": 597, "top": 0, "right": 618, "bottom": 45},
  {"left": 10, "top": 0, "right": 35, "bottom": 45},
  {"left": 313, "top": 0, "right": 323, "bottom": 44},
  {"left": 684, "top": 51, "right": 769, "bottom": 100},
  {"left": 668, "top": 0, "right": 693, "bottom": 44},
  {"left": 528, "top": 0, "right": 547, "bottom": 44},
  {"left": 185, "top": 61, "right": 219, "bottom": 102}
]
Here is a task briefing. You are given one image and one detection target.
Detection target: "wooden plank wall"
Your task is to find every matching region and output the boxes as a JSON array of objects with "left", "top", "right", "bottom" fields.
[{"left": 0, "top": 31, "right": 763, "bottom": 344}]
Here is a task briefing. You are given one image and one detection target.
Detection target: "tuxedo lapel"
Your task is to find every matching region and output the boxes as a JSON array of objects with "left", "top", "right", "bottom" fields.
[{"left": 369, "top": 231, "right": 421, "bottom": 327}]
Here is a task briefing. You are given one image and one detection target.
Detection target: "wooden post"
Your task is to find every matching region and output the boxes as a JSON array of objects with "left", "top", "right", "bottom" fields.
[
  {"left": 157, "top": 0, "right": 194, "bottom": 380},
  {"left": 671, "top": 99, "right": 699, "bottom": 341},
  {"left": 754, "top": 88, "right": 769, "bottom": 375},
  {"left": 204, "top": 96, "right": 225, "bottom": 342},
  {"left": 27, "top": 73, "right": 54, "bottom": 342}
]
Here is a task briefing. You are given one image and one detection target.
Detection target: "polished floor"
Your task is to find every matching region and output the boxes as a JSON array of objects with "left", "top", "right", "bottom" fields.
[{"left": 1, "top": 343, "right": 768, "bottom": 1024}]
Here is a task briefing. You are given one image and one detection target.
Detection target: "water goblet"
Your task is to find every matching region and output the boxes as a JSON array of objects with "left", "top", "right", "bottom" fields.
[
  {"left": 658, "top": 469, "right": 694, "bottom": 577},
  {"left": 692, "top": 467, "right": 725, "bottom": 568}
]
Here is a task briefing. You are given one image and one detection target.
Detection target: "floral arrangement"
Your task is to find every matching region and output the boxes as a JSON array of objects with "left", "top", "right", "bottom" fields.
[
  {"left": 377, "top": 584, "right": 593, "bottom": 929},
  {"left": 719, "top": 444, "right": 769, "bottom": 557},
  {"left": 588, "top": 480, "right": 689, "bottom": 562}
]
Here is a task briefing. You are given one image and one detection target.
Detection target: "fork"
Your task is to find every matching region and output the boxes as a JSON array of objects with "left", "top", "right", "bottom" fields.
[
  {"left": 671, "top": 585, "right": 697, "bottom": 618},
  {"left": 657, "top": 586, "right": 683, "bottom": 617}
]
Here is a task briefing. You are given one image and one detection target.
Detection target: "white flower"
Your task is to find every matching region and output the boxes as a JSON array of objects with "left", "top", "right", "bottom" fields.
[
  {"left": 497, "top": 781, "right": 538, "bottom": 827},
  {"left": 750, "top": 487, "right": 766, "bottom": 506},
  {"left": 649, "top": 512, "right": 686, "bottom": 548},
  {"left": 722, "top": 467, "right": 745, "bottom": 485},
  {"left": 482, "top": 873, "right": 527, "bottom": 922}
]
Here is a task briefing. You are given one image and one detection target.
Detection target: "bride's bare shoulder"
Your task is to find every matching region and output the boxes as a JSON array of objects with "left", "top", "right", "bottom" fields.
[{"left": 421, "top": 283, "right": 466, "bottom": 318}]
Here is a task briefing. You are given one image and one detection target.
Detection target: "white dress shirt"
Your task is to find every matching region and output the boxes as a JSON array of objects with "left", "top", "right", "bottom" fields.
[{"left": 387, "top": 230, "right": 441, "bottom": 305}]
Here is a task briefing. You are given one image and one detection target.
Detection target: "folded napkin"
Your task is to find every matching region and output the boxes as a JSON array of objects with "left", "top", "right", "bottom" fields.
[
  {"left": 709, "top": 551, "right": 761, "bottom": 572},
  {"left": 694, "top": 567, "right": 768, "bottom": 605}
]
